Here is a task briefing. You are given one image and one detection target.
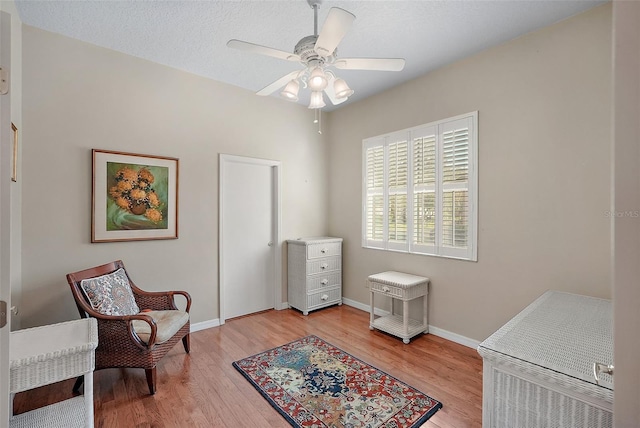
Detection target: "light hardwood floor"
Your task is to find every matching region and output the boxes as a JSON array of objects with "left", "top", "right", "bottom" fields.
[{"left": 12, "top": 305, "right": 483, "bottom": 427}]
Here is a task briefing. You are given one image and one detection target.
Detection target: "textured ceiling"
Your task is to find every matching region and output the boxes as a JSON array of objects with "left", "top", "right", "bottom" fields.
[{"left": 15, "top": 0, "right": 606, "bottom": 111}]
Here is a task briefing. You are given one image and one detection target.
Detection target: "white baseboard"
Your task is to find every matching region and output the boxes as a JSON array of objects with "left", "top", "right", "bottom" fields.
[
  {"left": 191, "top": 303, "right": 289, "bottom": 333},
  {"left": 189, "top": 299, "right": 481, "bottom": 349},
  {"left": 427, "top": 326, "right": 480, "bottom": 349},
  {"left": 190, "top": 318, "right": 220, "bottom": 332},
  {"left": 341, "top": 297, "right": 480, "bottom": 349},
  {"left": 342, "top": 297, "right": 391, "bottom": 317}
]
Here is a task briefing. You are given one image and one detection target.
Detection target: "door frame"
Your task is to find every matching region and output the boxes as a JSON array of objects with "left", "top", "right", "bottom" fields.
[
  {"left": 218, "top": 154, "right": 282, "bottom": 325},
  {"left": 0, "top": 11, "right": 11, "bottom": 426}
]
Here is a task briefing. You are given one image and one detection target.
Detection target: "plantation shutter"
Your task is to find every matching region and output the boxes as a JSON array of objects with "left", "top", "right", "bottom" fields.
[
  {"left": 387, "top": 136, "right": 408, "bottom": 250},
  {"left": 364, "top": 141, "right": 385, "bottom": 248},
  {"left": 412, "top": 126, "right": 437, "bottom": 252},
  {"left": 362, "top": 112, "right": 476, "bottom": 261},
  {"left": 440, "top": 117, "right": 472, "bottom": 258}
]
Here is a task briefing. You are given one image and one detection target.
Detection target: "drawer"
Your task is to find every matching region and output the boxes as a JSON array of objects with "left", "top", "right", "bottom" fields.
[
  {"left": 307, "top": 242, "right": 341, "bottom": 259},
  {"left": 370, "top": 280, "right": 428, "bottom": 300},
  {"left": 307, "top": 287, "right": 341, "bottom": 309},
  {"left": 370, "top": 281, "right": 405, "bottom": 298},
  {"left": 307, "top": 256, "right": 341, "bottom": 275},
  {"left": 307, "top": 272, "right": 341, "bottom": 292}
]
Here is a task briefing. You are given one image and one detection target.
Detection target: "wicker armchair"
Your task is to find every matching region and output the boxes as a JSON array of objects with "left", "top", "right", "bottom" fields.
[{"left": 66, "top": 260, "right": 191, "bottom": 395}]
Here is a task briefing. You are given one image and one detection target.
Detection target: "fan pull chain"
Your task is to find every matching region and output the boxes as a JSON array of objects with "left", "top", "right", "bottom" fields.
[{"left": 314, "top": 109, "right": 322, "bottom": 134}]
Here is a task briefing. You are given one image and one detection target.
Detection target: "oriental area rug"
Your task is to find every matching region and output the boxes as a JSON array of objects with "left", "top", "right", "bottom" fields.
[{"left": 232, "top": 335, "right": 442, "bottom": 428}]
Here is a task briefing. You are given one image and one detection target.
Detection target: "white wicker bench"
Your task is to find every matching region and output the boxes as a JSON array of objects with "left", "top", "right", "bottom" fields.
[
  {"left": 478, "top": 291, "right": 613, "bottom": 428},
  {"left": 10, "top": 318, "right": 98, "bottom": 428}
]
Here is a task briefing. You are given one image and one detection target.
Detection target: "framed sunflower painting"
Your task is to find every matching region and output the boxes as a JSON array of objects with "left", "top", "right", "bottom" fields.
[{"left": 92, "top": 149, "right": 178, "bottom": 242}]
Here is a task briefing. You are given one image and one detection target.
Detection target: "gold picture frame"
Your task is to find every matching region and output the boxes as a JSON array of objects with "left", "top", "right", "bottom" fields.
[
  {"left": 92, "top": 149, "right": 179, "bottom": 243},
  {"left": 11, "top": 122, "right": 17, "bottom": 182}
]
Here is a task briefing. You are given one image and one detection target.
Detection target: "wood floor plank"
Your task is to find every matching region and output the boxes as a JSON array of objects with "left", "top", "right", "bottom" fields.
[{"left": 12, "top": 305, "right": 482, "bottom": 427}]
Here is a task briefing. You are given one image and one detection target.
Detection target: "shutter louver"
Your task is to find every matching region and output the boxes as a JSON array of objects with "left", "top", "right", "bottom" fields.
[
  {"left": 442, "top": 124, "right": 469, "bottom": 250},
  {"left": 413, "top": 134, "right": 436, "bottom": 246},
  {"left": 442, "top": 190, "right": 468, "bottom": 248},
  {"left": 414, "top": 191, "right": 435, "bottom": 245},
  {"left": 365, "top": 146, "right": 384, "bottom": 242},
  {"left": 443, "top": 128, "right": 469, "bottom": 183},
  {"left": 367, "top": 195, "right": 384, "bottom": 241},
  {"left": 414, "top": 135, "right": 436, "bottom": 186},
  {"left": 367, "top": 146, "right": 384, "bottom": 190},
  {"left": 388, "top": 141, "right": 408, "bottom": 243}
]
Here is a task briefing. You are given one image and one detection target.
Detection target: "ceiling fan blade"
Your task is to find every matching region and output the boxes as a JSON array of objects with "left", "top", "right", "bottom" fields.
[
  {"left": 227, "top": 39, "right": 301, "bottom": 62},
  {"left": 334, "top": 58, "right": 406, "bottom": 72},
  {"left": 256, "top": 70, "right": 302, "bottom": 96},
  {"left": 314, "top": 8, "right": 355, "bottom": 57},
  {"left": 323, "top": 74, "right": 349, "bottom": 106}
]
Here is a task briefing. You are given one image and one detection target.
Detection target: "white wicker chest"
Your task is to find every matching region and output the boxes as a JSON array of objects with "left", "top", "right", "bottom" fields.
[
  {"left": 477, "top": 291, "right": 613, "bottom": 428},
  {"left": 10, "top": 318, "right": 98, "bottom": 428},
  {"left": 287, "top": 237, "right": 342, "bottom": 315}
]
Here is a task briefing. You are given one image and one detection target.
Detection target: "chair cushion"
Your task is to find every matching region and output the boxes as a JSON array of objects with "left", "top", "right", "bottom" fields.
[
  {"left": 79, "top": 268, "right": 140, "bottom": 316},
  {"left": 131, "top": 310, "right": 189, "bottom": 344}
]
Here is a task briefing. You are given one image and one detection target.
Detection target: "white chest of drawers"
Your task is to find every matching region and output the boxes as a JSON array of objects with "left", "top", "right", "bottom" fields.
[{"left": 287, "top": 237, "right": 343, "bottom": 315}]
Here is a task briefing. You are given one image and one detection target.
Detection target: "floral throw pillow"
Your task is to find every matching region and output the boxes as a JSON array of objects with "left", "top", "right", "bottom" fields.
[{"left": 79, "top": 268, "right": 140, "bottom": 316}]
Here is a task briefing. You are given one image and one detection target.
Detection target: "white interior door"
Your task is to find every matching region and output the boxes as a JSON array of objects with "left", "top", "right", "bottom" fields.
[
  {"left": 0, "top": 11, "right": 12, "bottom": 426},
  {"left": 219, "top": 155, "right": 281, "bottom": 322}
]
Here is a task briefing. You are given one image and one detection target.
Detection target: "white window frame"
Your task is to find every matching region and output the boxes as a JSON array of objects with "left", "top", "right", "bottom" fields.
[{"left": 362, "top": 112, "right": 478, "bottom": 261}]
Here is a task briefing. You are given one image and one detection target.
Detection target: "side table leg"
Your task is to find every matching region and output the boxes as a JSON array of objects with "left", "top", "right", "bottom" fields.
[
  {"left": 369, "top": 288, "right": 375, "bottom": 330},
  {"left": 85, "top": 372, "right": 94, "bottom": 428},
  {"left": 403, "top": 299, "right": 409, "bottom": 341},
  {"left": 423, "top": 294, "right": 428, "bottom": 333}
]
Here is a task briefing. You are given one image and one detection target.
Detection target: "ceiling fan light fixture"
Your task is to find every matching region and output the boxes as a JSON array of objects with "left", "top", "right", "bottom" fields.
[
  {"left": 228, "top": 2, "right": 404, "bottom": 116},
  {"left": 308, "top": 67, "right": 328, "bottom": 91},
  {"left": 280, "top": 79, "right": 300, "bottom": 101},
  {"left": 333, "top": 78, "right": 354, "bottom": 99},
  {"left": 308, "top": 91, "right": 326, "bottom": 109}
]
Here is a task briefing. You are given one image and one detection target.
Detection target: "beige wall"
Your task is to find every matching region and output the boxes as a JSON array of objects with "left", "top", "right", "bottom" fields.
[
  {"left": 20, "top": 25, "right": 329, "bottom": 328},
  {"left": 612, "top": 0, "right": 640, "bottom": 425},
  {"left": 326, "top": 4, "right": 613, "bottom": 342}
]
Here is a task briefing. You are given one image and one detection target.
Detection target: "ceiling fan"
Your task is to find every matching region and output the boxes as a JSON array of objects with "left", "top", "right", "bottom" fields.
[{"left": 227, "top": 0, "right": 406, "bottom": 110}]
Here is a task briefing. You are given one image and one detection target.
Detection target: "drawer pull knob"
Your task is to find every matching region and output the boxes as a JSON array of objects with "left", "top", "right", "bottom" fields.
[
  {"left": 382, "top": 286, "right": 390, "bottom": 293},
  {"left": 321, "top": 279, "right": 328, "bottom": 285},
  {"left": 320, "top": 263, "right": 328, "bottom": 269},
  {"left": 593, "top": 362, "right": 614, "bottom": 385},
  {"left": 321, "top": 248, "right": 327, "bottom": 254},
  {"left": 321, "top": 294, "right": 328, "bottom": 300}
]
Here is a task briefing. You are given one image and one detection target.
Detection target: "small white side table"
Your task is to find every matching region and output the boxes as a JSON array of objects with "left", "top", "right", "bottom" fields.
[
  {"left": 368, "top": 271, "right": 430, "bottom": 344},
  {"left": 9, "top": 318, "right": 98, "bottom": 428}
]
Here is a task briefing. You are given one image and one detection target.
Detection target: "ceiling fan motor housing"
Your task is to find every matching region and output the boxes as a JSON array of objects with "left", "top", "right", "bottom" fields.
[{"left": 294, "top": 35, "right": 336, "bottom": 66}]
